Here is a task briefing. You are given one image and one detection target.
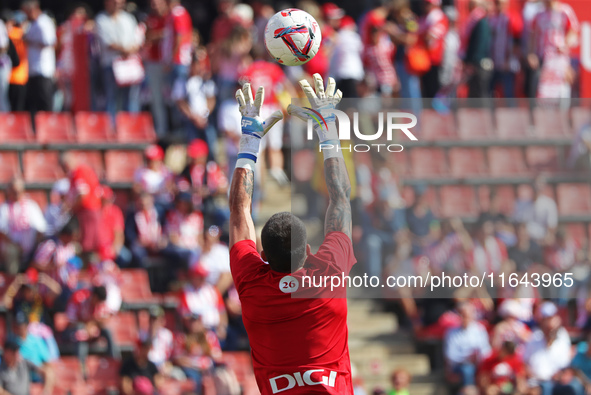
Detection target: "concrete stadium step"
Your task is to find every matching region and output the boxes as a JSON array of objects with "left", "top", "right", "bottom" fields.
[{"left": 353, "top": 353, "right": 431, "bottom": 378}]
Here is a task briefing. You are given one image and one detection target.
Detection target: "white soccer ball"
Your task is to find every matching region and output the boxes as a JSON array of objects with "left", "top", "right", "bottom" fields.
[{"left": 264, "top": 8, "right": 322, "bottom": 66}]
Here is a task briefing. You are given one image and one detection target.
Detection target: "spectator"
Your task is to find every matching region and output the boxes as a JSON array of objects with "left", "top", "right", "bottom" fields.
[
  {"left": 444, "top": 302, "right": 492, "bottom": 388},
  {"left": 172, "top": 312, "right": 222, "bottom": 393},
  {"left": 508, "top": 222, "right": 543, "bottom": 273},
  {"left": 512, "top": 175, "right": 558, "bottom": 245},
  {"left": 163, "top": 0, "right": 193, "bottom": 130},
  {"left": 65, "top": 285, "right": 120, "bottom": 377},
  {"left": 0, "top": 339, "right": 54, "bottom": 395},
  {"left": 10, "top": 312, "right": 53, "bottom": 368},
  {"left": 95, "top": 0, "right": 142, "bottom": 119},
  {"left": 21, "top": 0, "right": 56, "bottom": 114},
  {"left": 98, "top": 185, "right": 129, "bottom": 267},
  {"left": 490, "top": 299, "right": 531, "bottom": 350},
  {"left": 86, "top": 259, "right": 122, "bottom": 315},
  {"left": 0, "top": 16, "right": 11, "bottom": 112},
  {"left": 405, "top": 184, "right": 438, "bottom": 255},
  {"left": 469, "top": 215, "right": 508, "bottom": 276},
  {"left": 7, "top": 11, "right": 28, "bottom": 112},
  {"left": 462, "top": 0, "right": 492, "bottom": 98},
  {"left": 476, "top": 341, "right": 527, "bottom": 395},
  {"left": 62, "top": 153, "right": 102, "bottom": 260},
  {"left": 179, "top": 139, "right": 229, "bottom": 226},
  {"left": 419, "top": 0, "right": 449, "bottom": 98},
  {"left": 439, "top": 6, "right": 461, "bottom": 96},
  {"left": 172, "top": 53, "right": 217, "bottom": 147},
  {"left": 163, "top": 192, "right": 203, "bottom": 270},
  {"left": 121, "top": 338, "right": 163, "bottom": 395},
  {"left": 44, "top": 178, "right": 71, "bottom": 237},
  {"left": 388, "top": 368, "right": 411, "bottom": 395},
  {"left": 0, "top": 178, "right": 47, "bottom": 275},
  {"left": 197, "top": 225, "right": 232, "bottom": 294},
  {"left": 329, "top": 16, "right": 364, "bottom": 99},
  {"left": 216, "top": 81, "right": 242, "bottom": 174},
  {"left": 134, "top": 144, "right": 175, "bottom": 219},
  {"left": 145, "top": 306, "right": 174, "bottom": 374},
  {"left": 489, "top": 0, "right": 523, "bottom": 101},
  {"left": 125, "top": 193, "right": 165, "bottom": 268},
  {"left": 178, "top": 265, "right": 227, "bottom": 335},
  {"left": 522, "top": 0, "right": 544, "bottom": 98},
  {"left": 144, "top": 0, "right": 169, "bottom": 138},
  {"left": 523, "top": 302, "right": 575, "bottom": 395},
  {"left": 528, "top": 0, "right": 578, "bottom": 99},
  {"left": 570, "top": 332, "right": 591, "bottom": 392}
]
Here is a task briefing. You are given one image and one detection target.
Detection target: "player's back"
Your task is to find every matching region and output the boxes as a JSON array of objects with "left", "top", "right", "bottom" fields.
[{"left": 230, "top": 231, "right": 356, "bottom": 395}]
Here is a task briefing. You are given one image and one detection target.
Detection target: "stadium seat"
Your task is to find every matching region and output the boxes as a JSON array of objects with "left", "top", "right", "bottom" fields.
[
  {"left": 525, "top": 146, "right": 560, "bottom": 172},
  {"left": 533, "top": 107, "right": 569, "bottom": 138},
  {"left": 439, "top": 185, "right": 477, "bottom": 218},
  {"left": 495, "top": 107, "right": 531, "bottom": 139},
  {"left": 409, "top": 147, "right": 447, "bottom": 178},
  {"left": 477, "top": 185, "right": 516, "bottom": 216},
  {"left": 0, "top": 152, "right": 21, "bottom": 183},
  {"left": 85, "top": 356, "right": 122, "bottom": 394},
  {"left": 35, "top": 112, "right": 76, "bottom": 144},
  {"left": 116, "top": 112, "right": 157, "bottom": 143},
  {"left": 120, "top": 269, "right": 157, "bottom": 306},
  {"left": 105, "top": 312, "right": 138, "bottom": 349},
  {"left": 448, "top": 148, "right": 487, "bottom": 178},
  {"left": 52, "top": 357, "right": 85, "bottom": 395},
  {"left": 0, "top": 112, "right": 34, "bottom": 143},
  {"left": 105, "top": 150, "right": 143, "bottom": 183},
  {"left": 27, "top": 190, "right": 48, "bottom": 212},
  {"left": 418, "top": 110, "right": 458, "bottom": 140},
  {"left": 23, "top": 151, "right": 64, "bottom": 183},
  {"left": 457, "top": 108, "right": 495, "bottom": 140},
  {"left": 75, "top": 112, "right": 114, "bottom": 143},
  {"left": 557, "top": 183, "right": 591, "bottom": 216},
  {"left": 571, "top": 106, "right": 591, "bottom": 133},
  {"left": 565, "top": 223, "right": 587, "bottom": 248},
  {"left": 69, "top": 150, "right": 105, "bottom": 179},
  {"left": 487, "top": 147, "right": 528, "bottom": 177}
]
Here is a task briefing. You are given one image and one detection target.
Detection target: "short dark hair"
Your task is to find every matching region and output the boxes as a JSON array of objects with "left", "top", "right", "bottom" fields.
[
  {"left": 92, "top": 285, "right": 107, "bottom": 302},
  {"left": 261, "top": 212, "right": 307, "bottom": 273}
]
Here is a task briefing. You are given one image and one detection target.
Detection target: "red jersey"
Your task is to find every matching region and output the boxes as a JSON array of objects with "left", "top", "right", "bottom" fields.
[
  {"left": 70, "top": 164, "right": 101, "bottom": 211},
  {"left": 163, "top": 5, "right": 193, "bottom": 66},
  {"left": 145, "top": 13, "right": 166, "bottom": 62},
  {"left": 230, "top": 232, "right": 356, "bottom": 395},
  {"left": 478, "top": 351, "right": 525, "bottom": 387},
  {"left": 98, "top": 203, "right": 124, "bottom": 260},
  {"left": 419, "top": 8, "right": 449, "bottom": 66},
  {"left": 241, "top": 61, "right": 286, "bottom": 106}
]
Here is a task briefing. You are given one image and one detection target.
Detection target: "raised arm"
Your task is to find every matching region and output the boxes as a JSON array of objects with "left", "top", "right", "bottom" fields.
[
  {"left": 287, "top": 74, "right": 351, "bottom": 239},
  {"left": 229, "top": 83, "right": 282, "bottom": 248}
]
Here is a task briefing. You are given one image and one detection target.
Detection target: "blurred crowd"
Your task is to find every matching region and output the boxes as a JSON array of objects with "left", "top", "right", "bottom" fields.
[{"left": 0, "top": 0, "right": 588, "bottom": 394}]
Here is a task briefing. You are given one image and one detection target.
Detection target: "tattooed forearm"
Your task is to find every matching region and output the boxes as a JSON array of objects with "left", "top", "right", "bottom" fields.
[
  {"left": 229, "top": 168, "right": 254, "bottom": 212},
  {"left": 324, "top": 158, "right": 352, "bottom": 239}
]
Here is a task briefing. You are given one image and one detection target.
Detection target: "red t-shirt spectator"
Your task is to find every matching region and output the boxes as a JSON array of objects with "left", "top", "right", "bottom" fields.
[
  {"left": 163, "top": 4, "right": 192, "bottom": 66},
  {"left": 66, "top": 289, "right": 110, "bottom": 323},
  {"left": 69, "top": 164, "right": 101, "bottom": 211},
  {"left": 478, "top": 351, "right": 525, "bottom": 387},
  {"left": 99, "top": 202, "right": 124, "bottom": 260},
  {"left": 145, "top": 13, "right": 166, "bottom": 62},
  {"left": 178, "top": 282, "right": 225, "bottom": 329},
  {"left": 241, "top": 60, "right": 286, "bottom": 106}
]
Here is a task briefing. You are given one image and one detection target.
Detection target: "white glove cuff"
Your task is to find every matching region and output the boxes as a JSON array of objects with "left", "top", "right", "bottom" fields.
[{"left": 314, "top": 122, "right": 340, "bottom": 143}]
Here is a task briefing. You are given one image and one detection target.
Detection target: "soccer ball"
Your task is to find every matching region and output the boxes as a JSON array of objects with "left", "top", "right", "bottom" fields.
[{"left": 264, "top": 9, "right": 322, "bottom": 66}]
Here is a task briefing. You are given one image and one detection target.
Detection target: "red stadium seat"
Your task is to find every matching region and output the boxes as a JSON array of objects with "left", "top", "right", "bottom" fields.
[
  {"left": 75, "top": 112, "right": 114, "bottom": 143},
  {"left": 487, "top": 147, "right": 528, "bottom": 177},
  {"left": 85, "top": 356, "right": 122, "bottom": 394},
  {"left": 0, "top": 112, "right": 34, "bottom": 143},
  {"left": 0, "top": 152, "right": 21, "bottom": 183},
  {"left": 448, "top": 148, "right": 487, "bottom": 178},
  {"left": 533, "top": 107, "right": 569, "bottom": 138},
  {"left": 27, "top": 190, "right": 48, "bottom": 212},
  {"left": 439, "top": 185, "right": 477, "bottom": 218},
  {"left": 565, "top": 223, "right": 587, "bottom": 248},
  {"left": 477, "top": 185, "right": 516, "bottom": 216},
  {"left": 557, "top": 183, "right": 591, "bottom": 216},
  {"left": 457, "top": 108, "right": 495, "bottom": 140},
  {"left": 23, "top": 151, "right": 64, "bottom": 183},
  {"left": 35, "top": 112, "right": 76, "bottom": 144},
  {"left": 69, "top": 150, "right": 105, "bottom": 179},
  {"left": 418, "top": 110, "right": 458, "bottom": 140},
  {"left": 105, "top": 150, "right": 143, "bottom": 183},
  {"left": 52, "top": 357, "right": 85, "bottom": 395},
  {"left": 409, "top": 147, "right": 447, "bottom": 177},
  {"left": 571, "top": 106, "right": 591, "bottom": 133},
  {"left": 120, "top": 269, "right": 157, "bottom": 305},
  {"left": 525, "top": 146, "right": 560, "bottom": 172},
  {"left": 116, "top": 112, "right": 157, "bottom": 143},
  {"left": 105, "top": 312, "right": 138, "bottom": 348},
  {"left": 495, "top": 107, "right": 531, "bottom": 139}
]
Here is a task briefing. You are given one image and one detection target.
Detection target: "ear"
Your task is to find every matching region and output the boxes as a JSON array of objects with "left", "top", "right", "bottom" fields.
[
  {"left": 306, "top": 244, "right": 312, "bottom": 256},
  {"left": 260, "top": 250, "right": 267, "bottom": 262}
]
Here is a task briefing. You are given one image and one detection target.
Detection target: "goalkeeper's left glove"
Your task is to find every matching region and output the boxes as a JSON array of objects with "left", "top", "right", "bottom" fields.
[{"left": 235, "top": 83, "right": 283, "bottom": 170}]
